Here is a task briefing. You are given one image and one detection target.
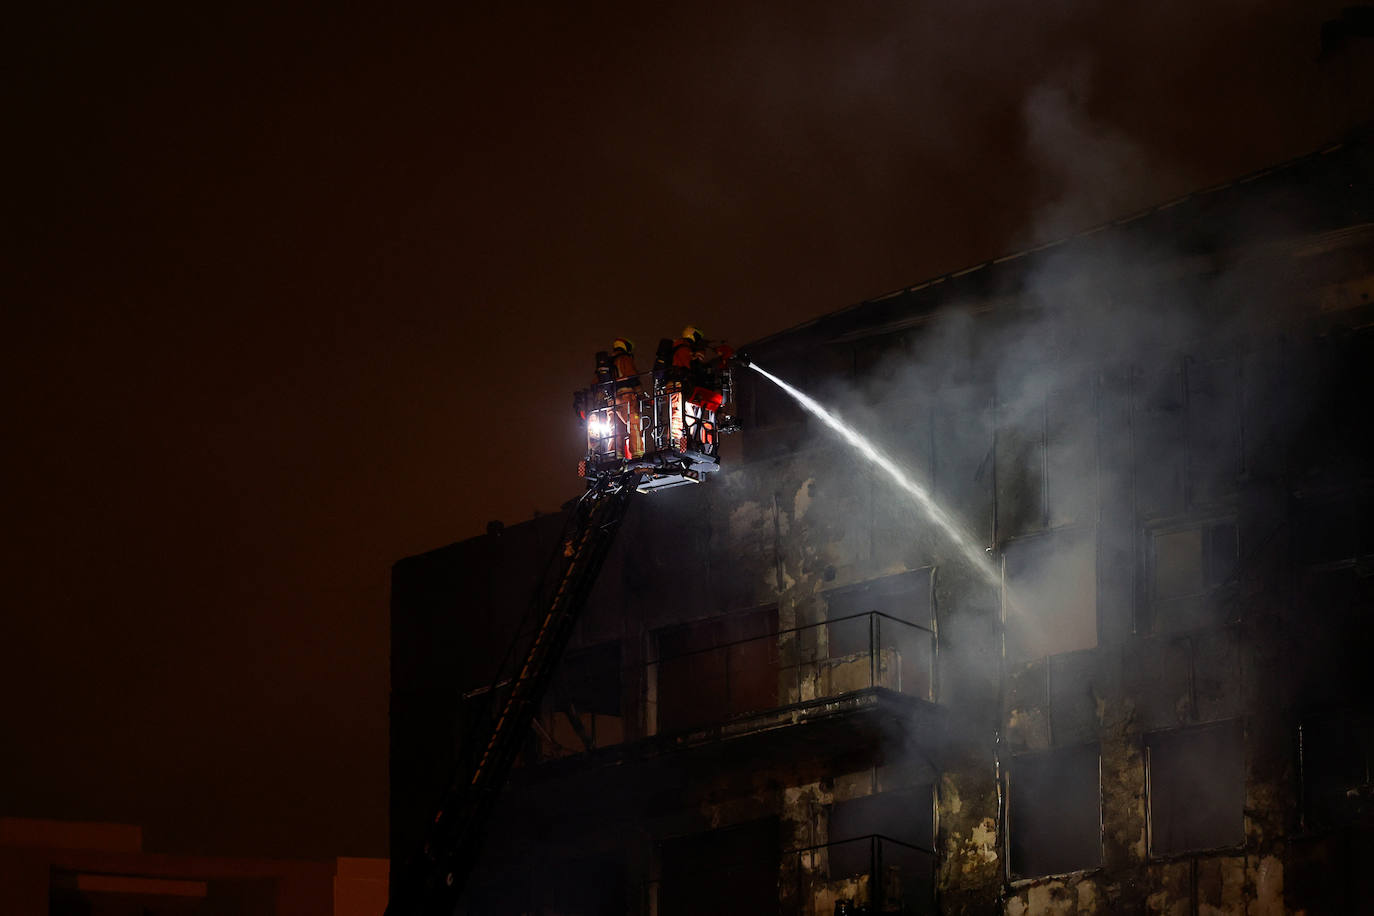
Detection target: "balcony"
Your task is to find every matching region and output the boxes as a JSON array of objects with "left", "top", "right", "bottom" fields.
[
  {"left": 508, "top": 612, "right": 944, "bottom": 813},
  {"left": 650, "top": 834, "right": 937, "bottom": 916},
  {"left": 650, "top": 611, "right": 936, "bottom": 728},
  {"left": 643, "top": 611, "right": 940, "bottom": 760}
]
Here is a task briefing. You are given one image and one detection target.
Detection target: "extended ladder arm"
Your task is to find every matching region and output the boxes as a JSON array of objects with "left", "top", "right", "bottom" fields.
[{"left": 388, "top": 472, "right": 640, "bottom": 916}]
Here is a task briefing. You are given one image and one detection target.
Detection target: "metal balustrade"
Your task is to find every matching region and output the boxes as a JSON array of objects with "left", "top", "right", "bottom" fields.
[
  {"left": 647, "top": 611, "right": 936, "bottom": 737},
  {"left": 526, "top": 611, "right": 937, "bottom": 759}
]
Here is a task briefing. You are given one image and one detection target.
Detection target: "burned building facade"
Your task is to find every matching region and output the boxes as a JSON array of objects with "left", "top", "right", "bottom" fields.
[{"left": 391, "top": 135, "right": 1374, "bottom": 914}]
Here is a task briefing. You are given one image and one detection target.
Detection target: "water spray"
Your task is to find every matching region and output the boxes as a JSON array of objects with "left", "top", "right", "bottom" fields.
[{"left": 744, "top": 361, "right": 1001, "bottom": 590}]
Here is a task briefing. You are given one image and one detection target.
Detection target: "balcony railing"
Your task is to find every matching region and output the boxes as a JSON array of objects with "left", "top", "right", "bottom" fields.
[
  {"left": 647, "top": 612, "right": 936, "bottom": 737},
  {"left": 648, "top": 834, "right": 937, "bottom": 916},
  {"left": 523, "top": 612, "right": 936, "bottom": 761}
]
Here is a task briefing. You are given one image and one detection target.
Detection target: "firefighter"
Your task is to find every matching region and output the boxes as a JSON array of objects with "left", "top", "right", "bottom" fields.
[
  {"left": 610, "top": 337, "right": 644, "bottom": 459},
  {"left": 666, "top": 327, "right": 703, "bottom": 447},
  {"left": 592, "top": 350, "right": 616, "bottom": 406},
  {"left": 667, "top": 326, "right": 723, "bottom": 449},
  {"left": 672, "top": 325, "right": 708, "bottom": 369}
]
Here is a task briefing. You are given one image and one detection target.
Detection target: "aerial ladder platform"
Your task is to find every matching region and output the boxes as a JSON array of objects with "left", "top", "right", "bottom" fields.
[{"left": 388, "top": 342, "right": 734, "bottom": 915}]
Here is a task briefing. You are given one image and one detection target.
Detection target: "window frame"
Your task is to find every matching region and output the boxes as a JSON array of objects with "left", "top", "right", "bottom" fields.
[
  {"left": 1142, "top": 514, "right": 1241, "bottom": 635},
  {"left": 1005, "top": 742, "right": 1105, "bottom": 881},
  {"left": 1144, "top": 719, "right": 1247, "bottom": 860}
]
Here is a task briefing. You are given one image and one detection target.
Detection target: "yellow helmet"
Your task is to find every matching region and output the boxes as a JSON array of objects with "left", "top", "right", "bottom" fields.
[
  {"left": 681, "top": 326, "right": 704, "bottom": 344},
  {"left": 611, "top": 337, "right": 634, "bottom": 354}
]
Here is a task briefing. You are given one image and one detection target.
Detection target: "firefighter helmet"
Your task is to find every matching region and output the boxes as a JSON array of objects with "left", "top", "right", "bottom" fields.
[
  {"left": 611, "top": 337, "right": 634, "bottom": 354},
  {"left": 681, "top": 326, "right": 704, "bottom": 345}
]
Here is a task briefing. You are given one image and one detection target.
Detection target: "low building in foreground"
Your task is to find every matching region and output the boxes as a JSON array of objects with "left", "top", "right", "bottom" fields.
[{"left": 0, "top": 817, "right": 387, "bottom": 916}]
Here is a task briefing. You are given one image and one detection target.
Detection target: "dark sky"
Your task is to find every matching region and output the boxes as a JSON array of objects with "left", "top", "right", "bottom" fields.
[{"left": 5, "top": 3, "right": 1372, "bottom": 860}]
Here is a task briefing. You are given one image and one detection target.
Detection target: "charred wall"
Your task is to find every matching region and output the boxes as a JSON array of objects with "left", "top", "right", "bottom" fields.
[{"left": 391, "top": 136, "right": 1374, "bottom": 914}]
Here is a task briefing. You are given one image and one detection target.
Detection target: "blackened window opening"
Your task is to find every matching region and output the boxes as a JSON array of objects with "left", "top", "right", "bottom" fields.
[
  {"left": 1009, "top": 744, "right": 1103, "bottom": 878},
  {"left": 1150, "top": 521, "right": 1239, "bottom": 633},
  {"left": 1301, "top": 712, "right": 1374, "bottom": 830},
  {"left": 1147, "top": 720, "right": 1245, "bottom": 856}
]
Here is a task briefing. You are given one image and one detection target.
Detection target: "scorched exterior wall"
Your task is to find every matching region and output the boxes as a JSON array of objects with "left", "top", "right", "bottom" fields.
[{"left": 391, "top": 133, "right": 1374, "bottom": 915}]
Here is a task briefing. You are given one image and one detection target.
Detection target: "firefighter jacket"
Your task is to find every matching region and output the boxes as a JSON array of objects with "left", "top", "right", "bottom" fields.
[
  {"left": 612, "top": 352, "right": 641, "bottom": 391},
  {"left": 671, "top": 339, "right": 695, "bottom": 369}
]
